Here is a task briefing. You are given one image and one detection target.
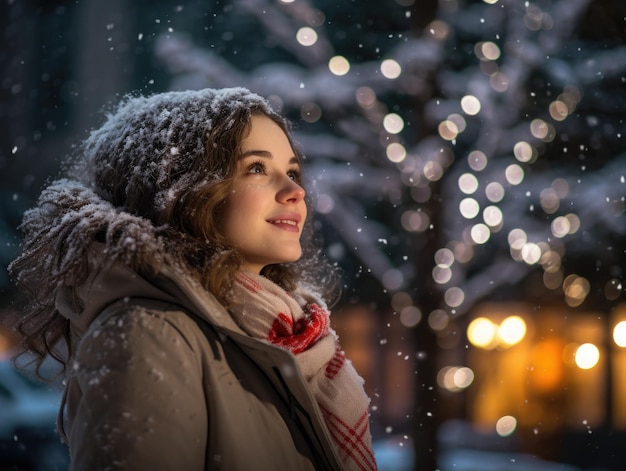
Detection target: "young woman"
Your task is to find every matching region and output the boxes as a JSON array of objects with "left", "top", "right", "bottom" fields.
[{"left": 9, "top": 88, "right": 377, "bottom": 470}]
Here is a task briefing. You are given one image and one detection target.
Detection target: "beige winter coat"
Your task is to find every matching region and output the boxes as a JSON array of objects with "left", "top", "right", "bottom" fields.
[{"left": 55, "top": 258, "right": 344, "bottom": 470}]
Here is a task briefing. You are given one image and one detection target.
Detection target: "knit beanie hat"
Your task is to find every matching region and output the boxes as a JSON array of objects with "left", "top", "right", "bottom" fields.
[
  {"left": 75, "top": 87, "right": 277, "bottom": 216},
  {"left": 12, "top": 88, "right": 280, "bottom": 290}
]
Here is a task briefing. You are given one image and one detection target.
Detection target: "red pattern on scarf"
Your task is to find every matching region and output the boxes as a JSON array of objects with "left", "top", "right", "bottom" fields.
[
  {"left": 237, "top": 273, "right": 263, "bottom": 293},
  {"left": 320, "top": 405, "right": 377, "bottom": 471},
  {"left": 267, "top": 304, "right": 329, "bottom": 354},
  {"left": 325, "top": 345, "right": 346, "bottom": 379}
]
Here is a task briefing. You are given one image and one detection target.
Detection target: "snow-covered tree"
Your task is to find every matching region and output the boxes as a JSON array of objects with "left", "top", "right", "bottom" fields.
[{"left": 151, "top": 1, "right": 626, "bottom": 468}]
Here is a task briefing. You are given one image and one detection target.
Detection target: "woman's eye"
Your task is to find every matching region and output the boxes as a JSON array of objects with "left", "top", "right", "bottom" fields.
[
  {"left": 288, "top": 169, "right": 301, "bottom": 182},
  {"left": 246, "top": 161, "right": 266, "bottom": 174}
]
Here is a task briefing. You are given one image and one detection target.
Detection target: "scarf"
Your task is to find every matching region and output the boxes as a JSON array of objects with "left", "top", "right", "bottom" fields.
[{"left": 229, "top": 272, "right": 377, "bottom": 471}]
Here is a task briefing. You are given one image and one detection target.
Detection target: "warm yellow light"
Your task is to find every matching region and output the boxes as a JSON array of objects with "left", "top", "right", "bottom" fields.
[
  {"left": 614, "top": 321, "right": 626, "bottom": 347},
  {"left": 575, "top": 343, "right": 600, "bottom": 369},
  {"left": 467, "top": 317, "right": 498, "bottom": 349},
  {"left": 498, "top": 316, "right": 527, "bottom": 346}
]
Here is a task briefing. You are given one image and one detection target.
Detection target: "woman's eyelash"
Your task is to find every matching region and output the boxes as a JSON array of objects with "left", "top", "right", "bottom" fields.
[
  {"left": 245, "top": 160, "right": 302, "bottom": 182},
  {"left": 246, "top": 160, "right": 267, "bottom": 174}
]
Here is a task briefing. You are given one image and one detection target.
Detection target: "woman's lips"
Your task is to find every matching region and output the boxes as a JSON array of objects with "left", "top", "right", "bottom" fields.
[{"left": 267, "top": 215, "right": 301, "bottom": 232}]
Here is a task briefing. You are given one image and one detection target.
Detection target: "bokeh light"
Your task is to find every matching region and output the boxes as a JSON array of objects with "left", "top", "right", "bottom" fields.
[
  {"left": 475, "top": 41, "right": 501, "bottom": 61},
  {"left": 328, "top": 55, "right": 350, "bottom": 76},
  {"left": 485, "top": 182, "right": 505, "bottom": 202},
  {"left": 575, "top": 343, "right": 600, "bottom": 369},
  {"left": 458, "top": 173, "right": 479, "bottom": 194},
  {"left": 386, "top": 142, "right": 407, "bottom": 163},
  {"left": 383, "top": 113, "right": 405, "bottom": 134},
  {"left": 459, "top": 198, "right": 480, "bottom": 219},
  {"left": 563, "top": 274, "right": 590, "bottom": 307},
  {"left": 438, "top": 119, "right": 459, "bottom": 141},
  {"left": 498, "top": 316, "right": 527, "bottom": 346},
  {"left": 470, "top": 223, "right": 491, "bottom": 244},
  {"left": 444, "top": 287, "right": 465, "bottom": 308},
  {"left": 613, "top": 321, "right": 626, "bottom": 347},
  {"left": 530, "top": 119, "right": 555, "bottom": 142},
  {"left": 381, "top": 59, "right": 402, "bottom": 79},
  {"left": 300, "top": 102, "right": 322, "bottom": 123},
  {"left": 401, "top": 210, "right": 430, "bottom": 232},
  {"left": 356, "top": 87, "right": 376, "bottom": 108},
  {"left": 423, "top": 160, "right": 444, "bottom": 181},
  {"left": 496, "top": 416, "right": 517, "bottom": 437},
  {"left": 435, "top": 247, "right": 455, "bottom": 267},
  {"left": 513, "top": 141, "right": 535, "bottom": 163},
  {"left": 467, "top": 317, "right": 498, "bottom": 349},
  {"left": 400, "top": 305, "right": 422, "bottom": 327},
  {"left": 437, "top": 366, "right": 475, "bottom": 392},
  {"left": 549, "top": 99, "right": 569, "bottom": 121},
  {"left": 461, "top": 95, "right": 481, "bottom": 115},
  {"left": 483, "top": 205, "right": 503, "bottom": 228},
  {"left": 296, "top": 27, "right": 318, "bottom": 46},
  {"left": 521, "top": 242, "right": 542, "bottom": 265},
  {"left": 605, "top": 279, "right": 623, "bottom": 301},
  {"left": 551, "top": 216, "right": 570, "bottom": 238},
  {"left": 468, "top": 150, "right": 488, "bottom": 171},
  {"left": 539, "top": 188, "right": 560, "bottom": 214},
  {"left": 428, "top": 309, "right": 450, "bottom": 331},
  {"left": 432, "top": 265, "right": 452, "bottom": 284},
  {"left": 505, "top": 164, "right": 524, "bottom": 185},
  {"left": 315, "top": 193, "right": 334, "bottom": 214}
]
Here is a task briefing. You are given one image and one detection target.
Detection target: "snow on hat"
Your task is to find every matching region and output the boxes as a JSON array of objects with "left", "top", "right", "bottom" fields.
[{"left": 78, "top": 87, "right": 276, "bottom": 213}]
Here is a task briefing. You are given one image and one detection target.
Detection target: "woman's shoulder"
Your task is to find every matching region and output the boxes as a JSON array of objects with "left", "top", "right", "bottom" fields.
[{"left": 75, "top": 298, "right": 213, "bottom": 365}]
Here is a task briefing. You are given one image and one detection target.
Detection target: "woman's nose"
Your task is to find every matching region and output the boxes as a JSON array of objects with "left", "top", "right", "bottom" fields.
[{"left": 277, "top": 178, "right": 306, "bottom": 204}]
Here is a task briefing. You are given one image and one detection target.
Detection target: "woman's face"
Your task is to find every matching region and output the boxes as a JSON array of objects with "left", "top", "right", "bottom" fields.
[{"left": 220, "top": 114, "right": 307, "bottom": 274}]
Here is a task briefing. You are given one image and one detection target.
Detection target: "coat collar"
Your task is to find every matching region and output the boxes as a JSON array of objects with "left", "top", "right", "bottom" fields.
[{"left": 54, "top": 243, "right": 245, "bottom": 338}]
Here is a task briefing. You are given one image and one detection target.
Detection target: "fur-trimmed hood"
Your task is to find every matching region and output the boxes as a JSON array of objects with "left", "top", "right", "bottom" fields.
[{"left": 25, "top": 178, "right": 243, "bottom": 336}]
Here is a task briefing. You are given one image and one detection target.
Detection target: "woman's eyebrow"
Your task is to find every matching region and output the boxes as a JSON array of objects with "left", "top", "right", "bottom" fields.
[
  {"left": 240, "top": 149, "right": 272, "bottom": 159},
  {"left": 240, "top": 150, "right": 299, "bottom": 164}
]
